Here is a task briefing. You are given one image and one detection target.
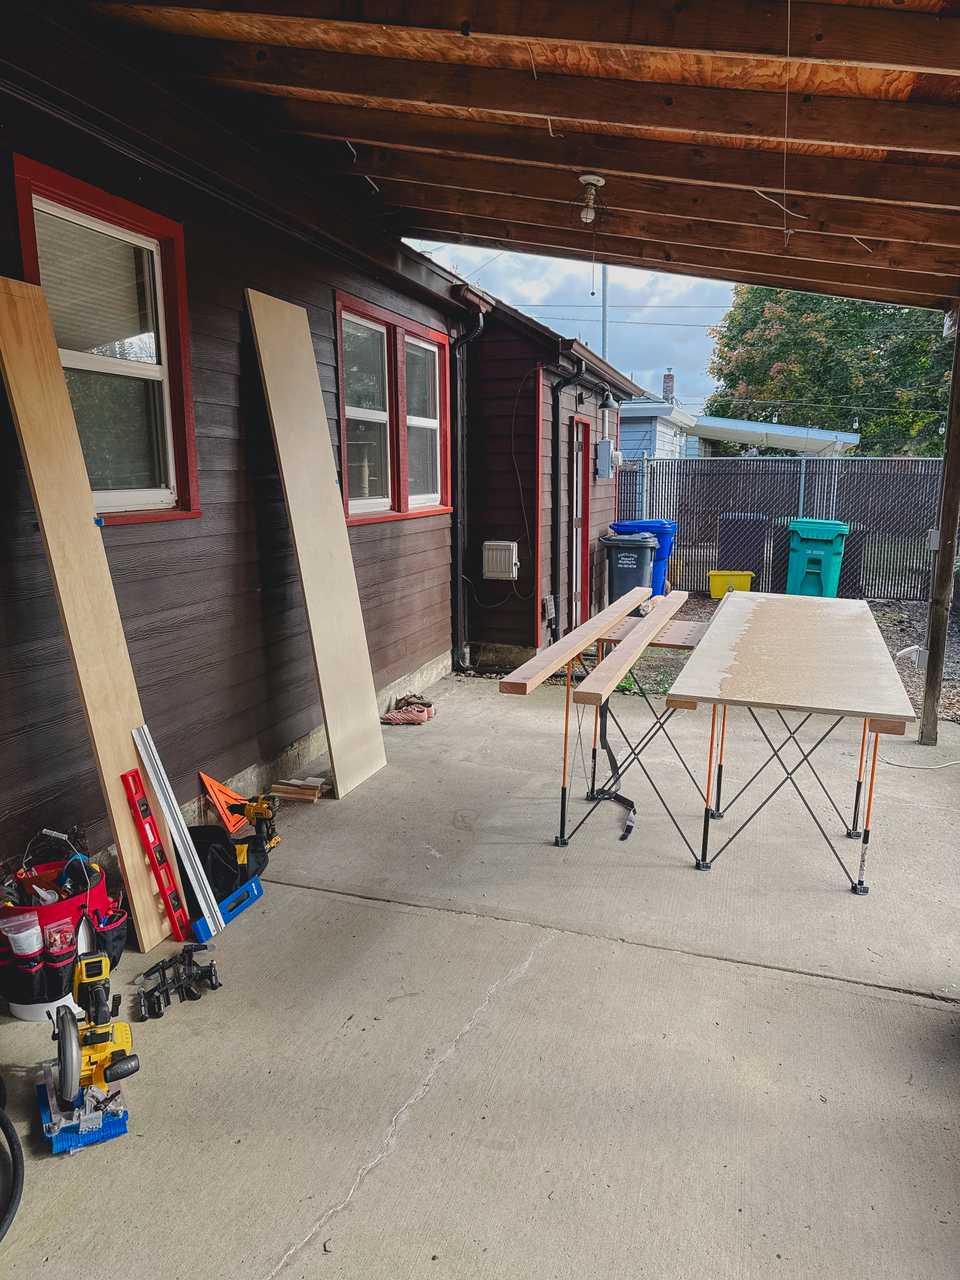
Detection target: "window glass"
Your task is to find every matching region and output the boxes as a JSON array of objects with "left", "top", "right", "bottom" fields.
[
  {"left": 405, "top": 341, "right": 437, "bottom": 420},
  {"left": 347, "top": 418, "right": 390, "bottom": 501},
  {"left": 65, "top": 369, "right": 167, "bottom": 491},
  {"left": 343, "top": 317, "right": 387, "bottom": 411},
  {"left": 35, "top": 208, "right": 159, "bottom": 363},
  {"left": 408, "top": 424, "right": 439, "bottom": 499}
]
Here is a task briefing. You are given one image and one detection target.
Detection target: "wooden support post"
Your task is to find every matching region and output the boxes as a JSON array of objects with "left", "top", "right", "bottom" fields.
[{"left": 920, "top": 310, "right": 960, "bottom": 746}]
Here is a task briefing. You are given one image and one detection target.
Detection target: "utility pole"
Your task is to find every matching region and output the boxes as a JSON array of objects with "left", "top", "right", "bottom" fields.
[
  {"left": 920, "top": 308, "right": 960, "bottom": 745},
  {"left": 601, "top": 264, "right": 608, "bottom": 361}
]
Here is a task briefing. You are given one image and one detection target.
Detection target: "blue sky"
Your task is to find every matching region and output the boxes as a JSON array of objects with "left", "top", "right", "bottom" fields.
[{"left": 406, "top": 240, "right": 734, "bottom": 409}]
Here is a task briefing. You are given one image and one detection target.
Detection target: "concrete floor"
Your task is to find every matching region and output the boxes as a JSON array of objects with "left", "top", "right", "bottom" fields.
[{"left": 2, "top": 674, "right": 959, "bottom": 1278}]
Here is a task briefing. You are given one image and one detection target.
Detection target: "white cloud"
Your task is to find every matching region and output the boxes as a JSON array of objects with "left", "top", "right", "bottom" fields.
[{"left": 406, "top": 241, "right": 733, "bottom": 405}]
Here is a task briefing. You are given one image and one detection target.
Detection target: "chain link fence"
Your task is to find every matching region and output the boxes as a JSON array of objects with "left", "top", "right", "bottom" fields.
[{"left": 617, "top": 456, "right": 942, "bottom": 600}]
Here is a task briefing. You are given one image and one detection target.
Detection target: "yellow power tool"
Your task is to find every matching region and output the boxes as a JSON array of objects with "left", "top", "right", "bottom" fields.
[{"left": 39, "top": 951, "right": 140, "bottom": 1152}]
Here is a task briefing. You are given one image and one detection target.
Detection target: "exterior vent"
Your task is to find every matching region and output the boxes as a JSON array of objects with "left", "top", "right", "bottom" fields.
[{"left": 483, "top": 540, "right": 519, "bottom": 580}]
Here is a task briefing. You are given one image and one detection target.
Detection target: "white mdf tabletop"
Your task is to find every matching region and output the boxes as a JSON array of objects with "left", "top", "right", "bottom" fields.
[{"left": 668, "top": 592, "right": 915, "bottom": 724}]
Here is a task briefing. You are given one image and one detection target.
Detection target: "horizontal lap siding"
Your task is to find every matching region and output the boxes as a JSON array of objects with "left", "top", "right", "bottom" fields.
[
  {"left": 0, "top": 125, "right": 453, "bottom": 860},
  {"left": 465, "top": 320, "right": 541, "bottom": 647}
]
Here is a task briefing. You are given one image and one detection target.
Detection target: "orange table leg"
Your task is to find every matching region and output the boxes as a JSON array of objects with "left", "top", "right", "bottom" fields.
[
  {"left": 852, "top": 730, "right": 880, "bottom": 895},
  {"left": 711, "top": 704, "right": 729, "bottom": 819},
  {"left": 588, "top": 642, "right": 604, "bottom": 799},
  {"left": 846, "top": 718, "right": 869, "bottom": 839},
  {"left": 696, "top": 704, "right": 719, "bottom": 870},
  {"left": 555, "top": 657, "right": 575, "bottom": 847}
]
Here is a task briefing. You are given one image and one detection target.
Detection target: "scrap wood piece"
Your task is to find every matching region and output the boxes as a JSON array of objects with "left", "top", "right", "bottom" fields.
[
  {"left": 601, "top": 615, "right": 708, "bottom": 650},
  {"left": 573, "top": 592, "right": 689, "bottom": 706},
  {"left": 0, "top": 277, "right": 175, "bottom": 952},
  {"left": 199, "top": 771, "right": 248, "bottom": 834},
  {"left": 499, "top": 586, "right": 652, "bottom": 695},
  {"left": 246, "top": 288, "right": 386, "bottom": 799}
]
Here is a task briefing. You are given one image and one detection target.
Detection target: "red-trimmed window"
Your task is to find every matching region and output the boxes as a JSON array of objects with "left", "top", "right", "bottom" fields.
[
  {"left": 13, "top": 156, "right": 199, "bottom": 525},
  {"left": 335, "top": 291, "right": 450, "bottom": 523}
]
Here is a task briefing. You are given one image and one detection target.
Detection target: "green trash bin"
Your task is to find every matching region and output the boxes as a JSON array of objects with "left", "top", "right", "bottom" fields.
[{"left": 786, "top": 518, "right": 849, "bottom": 597}]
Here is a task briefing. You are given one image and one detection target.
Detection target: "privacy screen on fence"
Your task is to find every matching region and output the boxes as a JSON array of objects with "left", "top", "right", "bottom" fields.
[{"left": 617, "top": 457, "right": 942, "bottom": 601}]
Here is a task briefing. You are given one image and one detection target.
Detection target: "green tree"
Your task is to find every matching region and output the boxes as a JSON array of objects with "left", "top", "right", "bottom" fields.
[{"left": 704, "top": 286, "right": 953, "bottom": 455}]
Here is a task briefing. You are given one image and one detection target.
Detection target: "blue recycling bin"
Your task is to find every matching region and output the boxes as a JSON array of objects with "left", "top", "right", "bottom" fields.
[{"left": 609, "top": 519, "right": 677, "bottom": 597}]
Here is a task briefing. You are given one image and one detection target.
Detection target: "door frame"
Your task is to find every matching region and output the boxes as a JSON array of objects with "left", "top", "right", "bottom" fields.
[{"left": 569, "top": 415, "right": 592, "bottom": 626}]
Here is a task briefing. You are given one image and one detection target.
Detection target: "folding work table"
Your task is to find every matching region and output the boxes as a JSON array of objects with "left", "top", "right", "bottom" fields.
[
  {"left": 501, "top": 590, "right": 914, "bottom": 895},
  {"left": 665, "top": 591, "right": 915, "bottom": 894}
]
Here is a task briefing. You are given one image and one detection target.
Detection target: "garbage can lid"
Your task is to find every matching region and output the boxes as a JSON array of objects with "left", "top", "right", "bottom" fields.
[
  {"left": 600, "top": 531, "right": 659, "bottom": 547},
  {"left": 788, "top": 518, "right": 849, "bottom": 537},
  {"left": 610, "top": 519, "right": 677, "bottom": 536}
]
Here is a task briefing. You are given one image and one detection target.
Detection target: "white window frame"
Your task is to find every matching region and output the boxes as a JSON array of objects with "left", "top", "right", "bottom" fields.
[
  {"left": 342, "top": 313, "right": 392, "bottom": 514},
  {"left": 33, "top": 195, "right": 177, "bottom": 513},
  {"left": 405, "top": 336, "right": 441, "bottom": 509}
]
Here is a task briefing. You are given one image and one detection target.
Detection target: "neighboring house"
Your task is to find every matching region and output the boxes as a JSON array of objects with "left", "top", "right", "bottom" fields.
[
  {"left": 620, "top": 370, "right": 860, "bottom": 459},
  {"left": 0, "top": 30, "right": 481, "bottom": 859},
  {"left": 464, "top": 300, "right": 643, "bottom": 666}
]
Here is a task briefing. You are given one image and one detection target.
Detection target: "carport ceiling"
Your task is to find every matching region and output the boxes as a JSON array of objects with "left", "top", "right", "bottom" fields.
[{"left": 89, "top": 1, "right": 960, "bottom": 310}]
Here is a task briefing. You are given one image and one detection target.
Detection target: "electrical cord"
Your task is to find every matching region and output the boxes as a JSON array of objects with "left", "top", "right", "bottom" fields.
[
  {"left": 0, "top": 1076, "right": 24, "bottom": 1245},
  {"left": 880, "top": 757, "right": 960, "bottom": 770}
]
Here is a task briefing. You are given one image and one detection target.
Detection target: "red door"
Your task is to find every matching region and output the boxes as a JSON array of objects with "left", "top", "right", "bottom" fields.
[{"left": 570, "top": 417, "right": 592, "bottom": 625}]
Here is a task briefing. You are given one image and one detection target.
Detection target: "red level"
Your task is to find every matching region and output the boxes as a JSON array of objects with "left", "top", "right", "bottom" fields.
[{"left": 121, "top": 768, "right": 190, "bottom": 942}]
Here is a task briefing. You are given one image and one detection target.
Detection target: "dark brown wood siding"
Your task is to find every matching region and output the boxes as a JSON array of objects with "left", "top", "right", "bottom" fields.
[
  {"left": 464, "top": 316, "right": 540, "bottom": 649},
  {"left": 0, "top": 119, "right": 455, "bottom": 861}
]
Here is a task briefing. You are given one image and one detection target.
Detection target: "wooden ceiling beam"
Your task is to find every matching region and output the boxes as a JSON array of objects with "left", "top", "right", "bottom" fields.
[
  {"left": 171, "top": 40, "right": 960, "bottom": 157},
  {"left": 380, "top": 180, "right": 960, "bottom": 277},
  {"left": 410, "top": 225, "right": 947, "bottom": 312},
  {"left": 404, "top": 210, "right": 958, "bottom": 303},
  {"left": 349, "top": 147, "right": 960, "bottom": 250},
  {"left": 91, "top": 2, "right": 960, "bottom": 76},
  {"left": 268, "top": 101, "right": 960, "bottom": 211}
]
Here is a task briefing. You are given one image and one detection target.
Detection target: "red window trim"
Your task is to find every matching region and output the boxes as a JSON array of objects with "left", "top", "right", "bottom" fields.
[
  {"left": 12, "top": 155, "right": 200, "bottom": 526},
  {"left": 335, "top": 290, "right": 451, "bottom": 525}
]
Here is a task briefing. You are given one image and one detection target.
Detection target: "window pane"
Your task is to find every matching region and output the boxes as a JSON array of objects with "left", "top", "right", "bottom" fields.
[
  {"left": 347, "top": 418, "right": 390, "bottom": 501},
  {"left": 35, "top": 209, "right": 160, "bottom": 363},
  {"left": 405, "top": 341, "right": 437, "bottom": 420},
  {"left": 408, "top": 424, "right": 439, "bottom": 499},
  {"left": 65, "top": 369, "right": 167, "bottom": 491},
  {"left": 343, "top": 318, "right": 387, "bottom": 411}
]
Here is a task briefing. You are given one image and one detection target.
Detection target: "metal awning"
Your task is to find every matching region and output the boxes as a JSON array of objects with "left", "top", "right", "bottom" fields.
[{"left": 694, "top": 416, "right": 860, "bottom": 455}]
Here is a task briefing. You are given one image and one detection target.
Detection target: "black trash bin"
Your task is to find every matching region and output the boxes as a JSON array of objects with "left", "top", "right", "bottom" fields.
[{"left": 601, "top": 531, "right": 658, "bottom": 615}]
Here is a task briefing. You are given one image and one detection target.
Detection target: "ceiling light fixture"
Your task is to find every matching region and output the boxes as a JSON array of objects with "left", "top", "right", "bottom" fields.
[{"left": 579, "top": 174, "right": 605, "bottom": 225}]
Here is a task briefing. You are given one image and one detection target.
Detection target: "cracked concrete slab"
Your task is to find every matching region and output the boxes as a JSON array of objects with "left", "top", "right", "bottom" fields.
[{"left": 268, "top": 676, "right": 960, "bottom": 998}]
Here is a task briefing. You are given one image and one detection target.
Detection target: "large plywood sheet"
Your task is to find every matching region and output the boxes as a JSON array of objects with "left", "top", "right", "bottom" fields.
[
  {"left": 246, "top": 288, "right": 385, "bottom": 798},
  {"left": 668, "top": 592, "right": 915, "bottom": 722},
  {"left": 0, "top": 278, "right": 173, "bottom": 952}
]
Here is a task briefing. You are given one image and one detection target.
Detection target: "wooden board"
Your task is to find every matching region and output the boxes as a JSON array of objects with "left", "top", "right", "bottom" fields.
[
  {"left": 601, "top": 616, "right": 707, "bottom": 649},
  {"left": 246, "top": 288, "right": 386, "bottom": 797},
  {"left": 498, "top": 586, "right": 651, "bottom": 695},
  {"left": 667, "top": 592, "right": 915, "bottom": 724},
  {"left": 574, "top": 593, "right": 690, "bottom": 706},
  {"left": 0, "top": 278, "right": 174, "bottom": 952}
]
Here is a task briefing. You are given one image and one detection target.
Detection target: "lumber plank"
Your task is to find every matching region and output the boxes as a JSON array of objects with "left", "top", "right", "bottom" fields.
[
  {"left": 0, "top": 277, "right": 173, "bottom": 952},
  {"left": 668, "top": 593, "right": 916, "bottom": 721},
  {"left": 181, "top": 41, "right": 960, "bottom": 158},
  {"left": 246, "top": 288, "right": 386, "bottom": 798},
  {"left": 574, "top": 593, "right": 690, "bottom": 706},
  {"left": 282, "top": 103, "right": 960, "bottom": 212},
  {"left": 499, "top": 587, "right": 651, "bottom": 695},
  {"left": 93, "top": 2, "right": 960, "bottom": 77}
]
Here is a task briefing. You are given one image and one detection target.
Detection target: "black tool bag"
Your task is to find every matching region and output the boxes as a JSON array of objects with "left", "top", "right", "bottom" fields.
[{"left": 184, "top": 825, "right": 268, "bottom": 918}]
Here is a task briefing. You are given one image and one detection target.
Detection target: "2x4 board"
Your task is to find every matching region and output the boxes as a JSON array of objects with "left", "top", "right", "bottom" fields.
[
  {"left": 0, "top": 278, "right": 174, "bottom": 952},
  {"left": 246, "top": 289, "right": 386, "bottom": 798}
]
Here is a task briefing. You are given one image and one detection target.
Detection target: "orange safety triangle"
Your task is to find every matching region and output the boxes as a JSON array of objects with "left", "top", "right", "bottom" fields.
[{"left": 199, "top": 771, "right": 248, "bottom": 835}]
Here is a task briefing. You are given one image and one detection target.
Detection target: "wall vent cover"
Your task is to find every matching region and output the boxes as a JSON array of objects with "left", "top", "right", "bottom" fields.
[{"left": 483, "top": 540, "right": 519, "bottom": 580}]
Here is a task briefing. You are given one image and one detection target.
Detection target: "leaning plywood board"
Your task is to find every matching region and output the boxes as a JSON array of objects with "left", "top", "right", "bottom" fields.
[
  {"left": 667, "top": 592, "right": 915, "bottom": 723},
  {"left": 246, "top": 288, "right": 385, "bottom": 797},
  {"left": 0, "top": 278, "right": 174, "bottom": 952},
  {"left": 574, "top": 593, "right": 689, "bottom": 706}
]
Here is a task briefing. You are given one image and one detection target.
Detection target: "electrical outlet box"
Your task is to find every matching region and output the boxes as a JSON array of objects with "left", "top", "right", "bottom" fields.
[
  {"left": 595, "top": 438, "right": 615, "bottom": 480},
  {"left": 483, "top": 540, "right": 519, "bottom": 580}
]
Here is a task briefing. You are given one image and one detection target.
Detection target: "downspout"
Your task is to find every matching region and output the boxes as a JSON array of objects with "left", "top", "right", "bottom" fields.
[
  {"left": 451, "top": 305, "right": 485, "bottom": 672},
  {"left": 550, "top": 356, "right": 586, "bottom": 641}
]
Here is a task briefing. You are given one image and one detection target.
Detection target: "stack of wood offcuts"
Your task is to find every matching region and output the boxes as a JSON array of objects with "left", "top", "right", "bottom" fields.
[{"left": 269, "top": 777, "right": 329, "bottom": 803}]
